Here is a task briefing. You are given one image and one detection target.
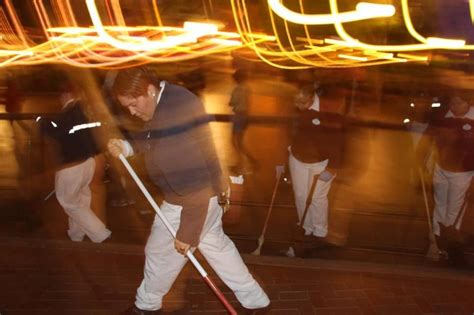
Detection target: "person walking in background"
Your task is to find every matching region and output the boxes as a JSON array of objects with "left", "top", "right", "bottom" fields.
[
  {"left": 289, "top": 81, "right": 346, "bottom": 242},
  {"left": 40, "top": 81, "right": 111, "bottom": 243},
  {"left": 107, "top": 67, "right": 269, "bottom": 314},
  {"left": 229, "top": 69, "right": 257, "bottom": 175},
  {"left": 4, "top": 72, "right": 43, "bottom": 229},
  {"left": 417, "top": 91, "right": 474, "bottom": 243},
  {"left": 5, "top": 73, "right": 29, "bottom": 195}
]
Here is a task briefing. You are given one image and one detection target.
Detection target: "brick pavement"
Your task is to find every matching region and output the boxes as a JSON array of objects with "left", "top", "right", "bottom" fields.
[{"left": 0, "top": 237, "right": 473, "bottom": 315}]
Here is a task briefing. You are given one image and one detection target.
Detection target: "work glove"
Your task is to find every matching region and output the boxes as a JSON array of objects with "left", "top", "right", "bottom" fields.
[{"left": 107, "top": 139, "right": 134, "bottom": 158}]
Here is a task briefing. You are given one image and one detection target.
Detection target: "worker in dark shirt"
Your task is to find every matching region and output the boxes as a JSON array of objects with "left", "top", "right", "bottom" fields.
[
  {"left": 417, "top": 91, "right": 474, "bottom": 239},
  {"left": 107, "top": 67, "right": 269, "bottom": 314},
  {"left": 229, "top": 69, "right": 256, "bottom": 174},
  {"left": 41, "top": 82, "right": 111, "bottom": 243},
  {"left": 289, "top": 82, "right": 345, "bottom": 240}
]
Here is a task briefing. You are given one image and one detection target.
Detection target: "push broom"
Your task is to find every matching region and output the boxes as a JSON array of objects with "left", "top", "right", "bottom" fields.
[
  {"left": 119, "top": 154, "right": 237, "bottom": 315},
  {"left": 418, "top": 167, "right": 440, "bottom": 261},
  {"left": 251, "top": 165, "right": 284, "bottom": 255}
]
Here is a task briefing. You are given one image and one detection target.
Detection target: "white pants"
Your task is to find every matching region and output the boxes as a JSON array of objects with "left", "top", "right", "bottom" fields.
[
  {"left": 55, "top": 157, "right": 111, "bottom": 243},
  {"left": 135, "top": 196, "right": 270, "bottom": 311},
  {"left": 289, "top": 154, "right": 334, "bottom": 237},
  {"left": 432, "top": 164, "right": 473, "bottom": 236}
]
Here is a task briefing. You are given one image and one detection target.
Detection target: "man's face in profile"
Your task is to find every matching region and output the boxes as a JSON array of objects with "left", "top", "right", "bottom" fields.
[
  {"left": 117, "top": 84, "right": 158, "bottom": 122},
  {"left": 449, "top": 96, "right": 470, "bottom": 117},
  {"left": 294, "top": 92, "right": 314, "bottom": 111}
]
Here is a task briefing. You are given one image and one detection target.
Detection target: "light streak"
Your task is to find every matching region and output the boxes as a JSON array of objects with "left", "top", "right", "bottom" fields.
[
  {"left": 338, "top": 54, "right": 368, "bottom": 62},
  {"left": 208, "top": 38, "right": 242, "bottom": 46},
  {"left": 69, "top": 122, "right": 101, "bottom": 134},
  {"left": 86, "top": 0, "right": 207, "bottom": 52},
  {"left": 183, "top": 21, "right": 218, "bottom": 34},
  {"left": 363, "top": 51, "right": 394, "bottom": 59},
  {"left": 0, "top": 0, "right": 473, "bottom": 69},
  {"left": 0, "top": 49, "right": 33, "bottom": 56},
  {"left": 231, "top": 0, "right": 410, "bottom": 69},
  {"left": 397, "top": 53, "right": 429, "bottom": 62},
  {"left": 324, "top": 38, "right": 359, "bottom": 47},
  {"left": 426, "top": 37, "right": 465, "bottom": 48},
  {"left": 268, "top": 0, "right": 395, "bottom": 25},
  {"left": 0, "top": 0, "right": 251, "bottom": 69},
  {"left": 471, "top": 0, "right": 474, "bottom": 24},
  {"left": 296, "top": 37, "right": 324, "bottom": 45}
]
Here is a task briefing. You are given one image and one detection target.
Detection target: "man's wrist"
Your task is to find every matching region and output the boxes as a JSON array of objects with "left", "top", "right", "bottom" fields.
[
  {"left": 218, "top": 191, "right": 230, "bottom": 205},
  {"left": 122, "top": 140, "right": 134, "bottom": 157}
]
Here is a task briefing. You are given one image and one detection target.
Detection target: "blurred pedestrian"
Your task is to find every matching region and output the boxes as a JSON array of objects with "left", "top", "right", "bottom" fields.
[
  {"left": 107, "top": 67, "right": 269, "bottom": 314},
  {"left": 229, "top": 69, "right": 257, "bottom": 175},
  {"left": 5, "top": 73, "right": 29, "bottom": 193},
  {"left": 417, "top": 91, "right": 474, "bottom": 245},
  {"left": 40, "top": 81, "right": 111, "bottom": 243},
  {"left": 177, "top": 67, "right": 206, "bottom": 96},
  {"left": 4, "top": 72, "right": 43, "bottom": 229},
  {"left": 289, "top": 81, "right": 345, "bottom": 242}
]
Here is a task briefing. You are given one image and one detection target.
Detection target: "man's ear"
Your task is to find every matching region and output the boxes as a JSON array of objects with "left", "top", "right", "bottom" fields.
[{"left": 147, "top": 84, "right": 156, "bottom": 97}]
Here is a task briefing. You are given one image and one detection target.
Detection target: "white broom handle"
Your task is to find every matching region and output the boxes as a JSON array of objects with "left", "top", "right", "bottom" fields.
[
  {"left": 118, "top": 154, "right": 207, "bottom": 277},
  {"left": 418, "top": 167, "right": 434, "bottom": 232}
]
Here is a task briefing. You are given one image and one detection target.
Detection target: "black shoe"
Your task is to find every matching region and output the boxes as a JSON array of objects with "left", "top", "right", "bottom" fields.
[
  {"left": 447, "top": 245, "right": 468, "bottom": 268},
  {"left": 310, "top": 235, "right": 330, "bottom": 247},
  {"left": 240, "top": 304, "right": 272, "bottom": 315},
  {"left": 101, "top": 235, "right": 114, "bottom": 244},
  {"left": 121, "top": 305, "right": 162, "bottom": 315}
]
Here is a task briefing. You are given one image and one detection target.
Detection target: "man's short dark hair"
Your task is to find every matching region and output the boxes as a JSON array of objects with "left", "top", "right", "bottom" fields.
[
  {"left": 113, "top": 67, "right": 159, "bottom": 98},
  {"left": 232, "top": 69, "right": 248, "bottom": 84},
  {"left": 298, "top": 83, "right": 317, "bottom": 97}
]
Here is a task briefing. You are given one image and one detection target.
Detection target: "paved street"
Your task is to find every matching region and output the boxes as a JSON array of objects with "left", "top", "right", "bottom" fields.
[{"left": 1, "top": 237, "right": 473, "bottom": 315}]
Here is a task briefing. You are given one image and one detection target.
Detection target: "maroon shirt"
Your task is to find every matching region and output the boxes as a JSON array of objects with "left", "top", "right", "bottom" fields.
[
  {"left": 291, "top": 88, "right": 346, "bottom": 169},
  {"left": 424, "top": 108, "right": 474, "bottom": 172}
]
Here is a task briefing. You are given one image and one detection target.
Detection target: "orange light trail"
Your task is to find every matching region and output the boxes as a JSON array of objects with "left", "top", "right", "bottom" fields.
[
  {"left": 0, "top": 1, "right": 473, "bottom": 69},
  {"left": 0, "top": 0, "right": 254, "bottom": 69}
]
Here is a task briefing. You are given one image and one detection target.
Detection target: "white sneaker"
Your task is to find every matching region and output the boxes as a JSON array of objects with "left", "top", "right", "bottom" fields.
[{"left": 285, "top": 246, "right": 295, "bottom": 257}]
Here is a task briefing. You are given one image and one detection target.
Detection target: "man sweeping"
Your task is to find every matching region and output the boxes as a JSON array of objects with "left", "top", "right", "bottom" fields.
[
  {"left": 417, "top": 90, "right": 474, "bottom": 264},
  {"left": 288, "top": 81, "right": 345, "bottom": 246},
  {"left": 107, "top": 67, "right": 270, "bottom": 314}
]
